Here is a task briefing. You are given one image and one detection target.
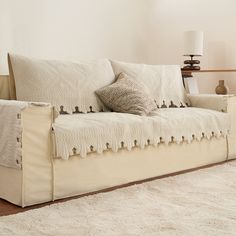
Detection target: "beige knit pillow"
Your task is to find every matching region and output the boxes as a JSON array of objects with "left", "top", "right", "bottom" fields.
[{"left": 96, "top": 73, "right": 157, "bottom": 115}]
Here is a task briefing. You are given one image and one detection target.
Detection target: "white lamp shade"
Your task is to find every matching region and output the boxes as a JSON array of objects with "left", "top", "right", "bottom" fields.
[{"left": 184, "top": 31, "right": 203, "bottom": 56}]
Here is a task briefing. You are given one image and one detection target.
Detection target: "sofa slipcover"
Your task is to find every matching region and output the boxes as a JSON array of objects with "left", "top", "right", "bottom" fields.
[
  {"left": 53, "top": 108, "right": 230, "bottom": 160},
  {"left": 1, "top": 56, "right": 236, "bottom": 207},
  {"left": 9, "top": 54, "right": 115, "bottom": 114},
  {"left": 0, "top": 94, "right": 235, "bottom": 207}
]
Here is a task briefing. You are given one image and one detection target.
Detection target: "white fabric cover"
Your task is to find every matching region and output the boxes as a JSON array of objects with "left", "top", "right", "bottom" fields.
[
  {"left": 0, "top": 100, "right": 51, "bottom": 169},
  {"left": 111, "top": 60, "right": 189, "bottom": 108},
  {"left": 188, "top": 94, "right": 236, "bottom": 158},
  {"left": 0, "top": 102, "right": 231, "bottom": 207},
  {"left": 9, "top": 54, "right": 115, "bottom": 114},
  {"left": 0, "top": 100, "right": 28, "bottom": 169},
  {"left": 188, "top": 94, "right": 236, "bottom": 112},
  {"left": 53, "top": 108, "right": 230, "bottom": 160}
]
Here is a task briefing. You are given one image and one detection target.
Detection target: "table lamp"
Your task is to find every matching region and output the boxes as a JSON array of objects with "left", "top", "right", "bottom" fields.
[{"left": 183, "top": 31, "right": 203, "bottom": 70}]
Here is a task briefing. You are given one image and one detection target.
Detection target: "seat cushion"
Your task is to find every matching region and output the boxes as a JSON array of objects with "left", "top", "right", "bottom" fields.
[
  {"left": 52, "top": 108, "right": 230, "bottom": 160},
  {"left": 110, "top": 60, "right": 189, "bottom": 108}
]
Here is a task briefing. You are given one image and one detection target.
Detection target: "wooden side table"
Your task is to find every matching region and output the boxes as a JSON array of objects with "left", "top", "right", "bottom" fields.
[{"left": 181, "top": 69, "right": 236, "bottom": 94}]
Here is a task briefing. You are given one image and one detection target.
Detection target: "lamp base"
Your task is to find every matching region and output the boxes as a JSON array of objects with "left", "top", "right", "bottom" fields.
[
  {"left": 183, "top": 55, "right": 201, "bottom": 70},
  {"left": 182, "top": 65, "right": 201, "bottom": 70}
]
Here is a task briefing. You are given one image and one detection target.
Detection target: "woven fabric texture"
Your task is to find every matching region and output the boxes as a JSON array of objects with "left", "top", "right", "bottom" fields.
[{"left": 96, "top": 73, "right": 157, "bottom": 115}]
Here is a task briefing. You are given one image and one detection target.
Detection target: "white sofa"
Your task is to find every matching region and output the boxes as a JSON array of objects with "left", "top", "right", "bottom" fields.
[{"left": 0, "top": 55, "right": 236, "bottom": 207}]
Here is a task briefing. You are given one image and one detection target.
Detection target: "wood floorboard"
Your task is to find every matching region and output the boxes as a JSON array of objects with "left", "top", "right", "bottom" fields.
[{"left": 1, "top": 159, "right": 235, "bottom": 217}]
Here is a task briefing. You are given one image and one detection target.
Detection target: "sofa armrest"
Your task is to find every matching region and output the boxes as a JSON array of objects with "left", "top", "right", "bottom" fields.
[
  {"left": 188, "top": 94, "right": 236, "bottom": 159},
  {"left": 21, "top": 102, "right": 55, "bottom": 206},
  {"left": 188, "top": 94, "right": 236, "bottom": 112},
  {"left": 0, "top": 100, "right": 55, "bottom": 205},
  {"left": 0, "top": 100, "right": 54, "bottom": 166}
]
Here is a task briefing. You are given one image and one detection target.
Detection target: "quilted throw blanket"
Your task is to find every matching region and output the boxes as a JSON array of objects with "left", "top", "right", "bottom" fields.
[
  {"left": 0, "top": 100, "right": 28, "bottom": 169},
  {"left": 53, "top": 108, "right": 230, "bottom": 160}
]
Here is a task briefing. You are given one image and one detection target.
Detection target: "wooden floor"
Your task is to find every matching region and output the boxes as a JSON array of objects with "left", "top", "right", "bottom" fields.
[
  {"left": 0, "top": 199, "right": 58, "bottom": 217},
  {"left": 0, "top": 199, "right": 29, "bottom": 216},
  {"left": 1, "top": 159, "right": 235, "bottom": 217}
]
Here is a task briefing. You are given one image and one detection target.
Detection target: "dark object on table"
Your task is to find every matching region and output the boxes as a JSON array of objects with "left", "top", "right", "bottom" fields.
[{"left": 215, "top": 80, "right": 228, "bottom": 95}]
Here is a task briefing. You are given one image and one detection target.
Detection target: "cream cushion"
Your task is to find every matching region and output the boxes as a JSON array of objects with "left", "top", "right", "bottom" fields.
[
  {"left": 96, "top": 73, "right": 157, "bottom": 115},
  {"left": 9, "top": 54, "right": 115, "bottom": 114},
  {"left": 111, "top": 60, "right": 189, "bottom": 108},
  {"left": 53, "top": 108, "right": 230, "bottom": 160}
]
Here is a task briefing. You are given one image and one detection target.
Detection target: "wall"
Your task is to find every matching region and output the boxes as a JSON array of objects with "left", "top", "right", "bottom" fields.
[
  {"left": 0, "top": 0, "right": 11, "bottom": 73},
  {"left": 146, "top": 0, "right": 236, "bottom": 93},
  {"left": 0, "top": 0, "right": 150, "bottom": 74},
  {"left": 1, "top": 0, "right": 236, "bottom": 93}
]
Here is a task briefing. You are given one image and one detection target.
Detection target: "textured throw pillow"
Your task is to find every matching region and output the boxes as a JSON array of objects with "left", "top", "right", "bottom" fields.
[
  {"left": 8, "top": 54, "right": 115, "bottom": 114},
  {"left": 111, "top": 60, "right": 190, "bottom": 108},
  {"left": 96, "top": 73, "right": 157, "bottom": 115}
]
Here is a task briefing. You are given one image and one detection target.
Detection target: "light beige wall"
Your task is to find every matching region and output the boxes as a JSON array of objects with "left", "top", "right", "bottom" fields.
[
  {"left": 0, "top": 0, "right": 150, "bottom": 74},
  {"left": 146, "top": 0, "right": 236, "bottom": 93},
  {"left": 1, "top": 0, "right": 235, "bottom": 93},
  {"left": 0, "top": 0, "right": 11, "bottom": 74}
]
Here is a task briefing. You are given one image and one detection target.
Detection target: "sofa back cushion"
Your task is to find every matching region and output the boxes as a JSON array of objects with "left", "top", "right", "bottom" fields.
[
  {"left": 111, "top": 60, "right": 189, "bottom": 108},
  {"left": 9, "top": 54, "right": 115, "bottom": 114}
]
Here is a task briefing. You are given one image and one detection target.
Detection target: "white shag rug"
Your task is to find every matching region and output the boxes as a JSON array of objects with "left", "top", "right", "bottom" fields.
[{"left": 1, "top": 162, "right": 236, "bottom": 236}]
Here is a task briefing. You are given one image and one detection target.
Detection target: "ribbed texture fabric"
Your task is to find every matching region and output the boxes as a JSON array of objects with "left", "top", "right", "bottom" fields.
[
  {"left": 96, "top": 73, "right": 157, "bottom": 115},
  {"left": 53, "top": 108, "right": 230, "bottom": 160}
]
